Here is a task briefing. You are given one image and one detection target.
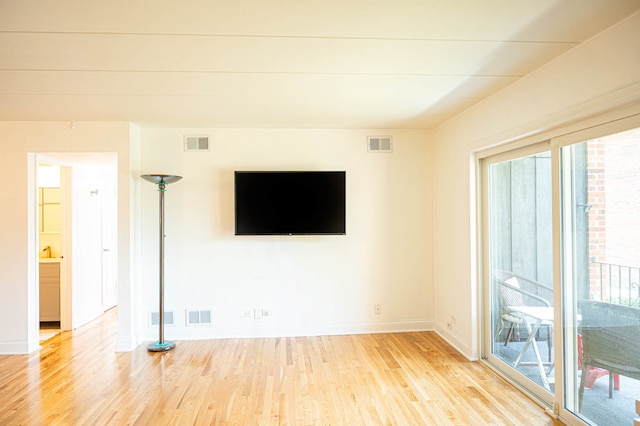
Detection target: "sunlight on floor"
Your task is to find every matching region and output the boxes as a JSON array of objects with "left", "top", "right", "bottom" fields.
[
  {"left": 39, "top": 322, "right": 60, "bottom": 342},
  {"left": 39, "top": 329, "right": 59, "bottom": 342}
]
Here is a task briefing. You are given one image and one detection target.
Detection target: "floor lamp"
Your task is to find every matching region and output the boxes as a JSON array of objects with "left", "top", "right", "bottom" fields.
[{"left": 142, "top": 174, "right": 182, "bottom": 352}]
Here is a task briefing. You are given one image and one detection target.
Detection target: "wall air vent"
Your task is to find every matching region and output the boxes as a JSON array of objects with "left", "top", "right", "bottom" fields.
[
  {"left": 186, "top": 309, "right": 213, "bottom": 326},
  {"left": 367, "top": 136, "right": 393, "bottom": 153},
  {"left": 184, "top": 135, "right": 210, "bottom": 152},
  {"left": 149, "top": 311, "right": 175, "bottom": 327}
]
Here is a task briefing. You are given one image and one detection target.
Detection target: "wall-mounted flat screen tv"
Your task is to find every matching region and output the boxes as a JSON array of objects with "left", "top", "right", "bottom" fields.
[{"left": 234, "top": 171, "right": 346, "bottom": 235}]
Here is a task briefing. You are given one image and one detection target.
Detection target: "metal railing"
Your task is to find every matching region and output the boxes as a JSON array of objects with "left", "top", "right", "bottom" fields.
[{"left": 591, "top": 260, "right": 640, "bottom": 307}]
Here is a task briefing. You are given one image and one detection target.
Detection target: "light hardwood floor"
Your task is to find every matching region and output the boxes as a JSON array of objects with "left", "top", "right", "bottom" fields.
[{"left": 0, "top": 309, "right": 561, "bottom": 425}]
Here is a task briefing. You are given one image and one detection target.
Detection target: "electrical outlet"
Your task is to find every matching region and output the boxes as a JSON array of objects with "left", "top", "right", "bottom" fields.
[
  {"left": 374, "top": 304, "right": 382, "bottom": 315},
  {"left": 240, "top": 310, "right": 252, "bottom": 318},
  {"left": 262, "top": 309, "right": 272, "bottom": 318}
]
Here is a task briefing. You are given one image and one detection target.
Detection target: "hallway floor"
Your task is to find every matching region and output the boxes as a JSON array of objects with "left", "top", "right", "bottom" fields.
[{"left": 39, "top": 321, "right": 60, "bottom": 342}]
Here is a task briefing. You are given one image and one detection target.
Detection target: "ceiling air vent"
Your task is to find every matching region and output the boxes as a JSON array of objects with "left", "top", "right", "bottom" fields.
[
  {"left": 367, "top": 136, "right": 393, "bottom": 153},
  {"left": 184, "top": 135, "right": 210, "bottom": 152}
]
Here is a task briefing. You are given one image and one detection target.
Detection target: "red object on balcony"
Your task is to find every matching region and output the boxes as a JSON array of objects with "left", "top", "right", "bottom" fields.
[{"left": 578, "top": 334, "right": 621, "bottom": 390}]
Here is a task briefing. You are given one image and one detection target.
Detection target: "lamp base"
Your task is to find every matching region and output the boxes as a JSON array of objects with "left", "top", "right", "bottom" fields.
[{"left": 147, "top": 340, "right": 176, "bottom": 352}]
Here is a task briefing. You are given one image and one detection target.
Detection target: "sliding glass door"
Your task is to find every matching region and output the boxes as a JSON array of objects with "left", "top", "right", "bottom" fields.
[
  {"left": 483, "top": 145, "right": 555, "bottom": 404},
  {"left": 560, "top": 126, "right": 640, "bottom": 425},
  {"left": 482, "top": 120, "right": 640, "bottom": 425}
]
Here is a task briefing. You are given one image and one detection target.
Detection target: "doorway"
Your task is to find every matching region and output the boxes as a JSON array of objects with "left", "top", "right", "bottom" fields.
[
  {"left": 37, "top": 162, "right": 63, "bottom": 341},
  {"left": 34, "top": 153, "right": 118, "bottom": 340}
]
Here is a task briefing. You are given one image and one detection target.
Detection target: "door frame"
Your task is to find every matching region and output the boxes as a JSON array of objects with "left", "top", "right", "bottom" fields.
[{"left": 33, "top": 153, "right": 118, "bottom": 339}]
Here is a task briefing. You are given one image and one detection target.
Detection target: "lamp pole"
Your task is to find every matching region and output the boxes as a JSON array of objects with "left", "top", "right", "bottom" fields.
[{"left": 142, "top": 174, "right": 182, "bottom": 352}]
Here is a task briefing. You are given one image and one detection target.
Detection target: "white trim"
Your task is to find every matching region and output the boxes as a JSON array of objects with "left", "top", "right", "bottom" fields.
[
  {"left": 435, "top": 323, "right": 475, "bottom": 361},
  {"left": 140, "top": 320, "right": 434, "bottom": 342},
  {"left": 0, "top": 341, "right": 38, "bottom": 355},
  {"left": 115, "top": 335, "right": 137, "bottom": 352},
  {"left": 551, "top": 113, "right": 640, "bottom": 148}
]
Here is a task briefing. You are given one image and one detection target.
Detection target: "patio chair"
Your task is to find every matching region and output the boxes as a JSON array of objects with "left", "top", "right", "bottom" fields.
[
  {"left": 577, "top": 300, "right": 640, "bottom": 411},
  {"left": 494, "top": 270, "right": 554, "bottom": 360}
]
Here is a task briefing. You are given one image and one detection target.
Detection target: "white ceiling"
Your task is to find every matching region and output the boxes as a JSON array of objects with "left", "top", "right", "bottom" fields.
[{"left": 1, "top": 1, "right": 639, "bottom": 129}]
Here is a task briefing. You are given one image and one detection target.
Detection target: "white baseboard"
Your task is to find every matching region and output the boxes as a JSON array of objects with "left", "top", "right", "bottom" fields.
[
  {"left": 433, "top": 322, "right": 475, "bottom": 361},
  {"left": 140, "top": 319, "right": 435, "bottom": 344},
  {"left": 115, "top": 328, "right": 141, "bottom": 352},
  {"left": 0, "top": 340, "right": 37, "bottom": 355},
  {"left": 115, "top": 336, "right": 136, "bottom": 352}
]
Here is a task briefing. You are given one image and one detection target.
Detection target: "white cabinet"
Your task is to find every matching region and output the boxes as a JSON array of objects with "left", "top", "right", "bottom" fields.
[{"left": 39, "top": 262, "right": 60, "bottom": 321}]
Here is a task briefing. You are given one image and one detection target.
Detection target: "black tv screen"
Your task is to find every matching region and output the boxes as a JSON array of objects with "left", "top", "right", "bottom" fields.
[{"left": 234, "top": 171, "right": 346, "bottom": 235}]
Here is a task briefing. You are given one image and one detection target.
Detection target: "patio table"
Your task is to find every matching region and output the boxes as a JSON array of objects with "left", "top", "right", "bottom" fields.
[{"left": 508, "top": 305, "right": 555, "bottom": 390}]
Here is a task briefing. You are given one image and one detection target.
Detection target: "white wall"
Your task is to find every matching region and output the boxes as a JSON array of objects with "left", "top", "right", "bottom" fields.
[
  {"left": 139, "top": 128, "right": 433, "bottom": 340},
  {"left": 432, "top": 12, "right": 640, "bottom": 359},
  {"left": 0, "top": 122, "right": 133, "bottom": 353},
  {"left": 0, "top": 123, "right": 433, "bottom": 353}
]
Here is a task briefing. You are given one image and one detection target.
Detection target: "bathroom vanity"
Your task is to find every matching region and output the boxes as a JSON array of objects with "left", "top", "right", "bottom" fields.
[{"left": 39, "top": 259, "right": 60, "bottom": 322}]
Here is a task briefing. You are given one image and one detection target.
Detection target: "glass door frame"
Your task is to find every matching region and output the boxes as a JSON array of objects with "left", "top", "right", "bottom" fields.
[
  {"left": 478, "top": 112, "right": 640, "bottom": 426},
  {"left": 479, "top": 140, "right": 555, "bottom": 408},
  {"left": 552, "top": 114, "right": 640, "bottom": 424}
]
